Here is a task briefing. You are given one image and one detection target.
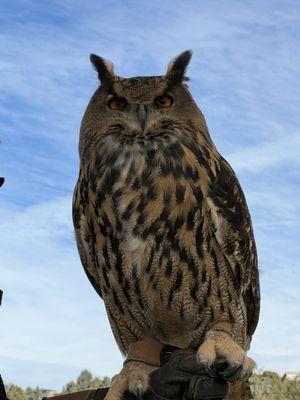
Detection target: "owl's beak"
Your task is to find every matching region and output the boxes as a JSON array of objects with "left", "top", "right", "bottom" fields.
[{"left": 137, "top": 104, "right": 147, "bottom": 131}]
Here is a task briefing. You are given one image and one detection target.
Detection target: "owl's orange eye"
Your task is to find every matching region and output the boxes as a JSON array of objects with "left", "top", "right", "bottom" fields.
[
  {"left": 108, "top": 97, "right": 127, "bottom": 110},
  {"left": 154, "top": 94, "right": 174, "bottom": 108}
]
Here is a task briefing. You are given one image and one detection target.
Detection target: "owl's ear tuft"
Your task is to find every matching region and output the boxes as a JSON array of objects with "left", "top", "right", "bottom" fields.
[
  {"left": 90, "top": 54, "right": 115, "bottom": 88},
  {"left": 165, "top": 50, "right": 192, "bottom": 87}
]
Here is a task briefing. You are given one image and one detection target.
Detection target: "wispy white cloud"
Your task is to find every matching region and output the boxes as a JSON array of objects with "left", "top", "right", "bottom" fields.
[{"left": 227, "top": 132, "right": 300, "bottom": 173}]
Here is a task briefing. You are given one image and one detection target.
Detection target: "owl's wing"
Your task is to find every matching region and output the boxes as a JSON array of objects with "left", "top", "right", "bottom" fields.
[{"left": 210, "top": 155, "right": 260, "bottom": 338}]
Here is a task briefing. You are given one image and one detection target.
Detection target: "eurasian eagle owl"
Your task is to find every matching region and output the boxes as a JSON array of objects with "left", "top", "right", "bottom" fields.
[{"left": 73, "top": 51, "right": 260, "bottom": 400}]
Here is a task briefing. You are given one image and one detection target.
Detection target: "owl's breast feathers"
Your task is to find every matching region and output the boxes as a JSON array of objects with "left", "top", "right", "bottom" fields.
[{"left": 73, "top": 129, "right": 260, "bottom": 351}]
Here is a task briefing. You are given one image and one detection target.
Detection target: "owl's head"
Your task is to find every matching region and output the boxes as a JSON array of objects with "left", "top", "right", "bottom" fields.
[{"left": 80, "top": 50, "right": 210, "bottom": 158}]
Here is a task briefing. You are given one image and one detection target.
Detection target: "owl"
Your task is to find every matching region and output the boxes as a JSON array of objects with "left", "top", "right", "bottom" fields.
[{"left": 72, "top": 51, "right": 260, "bottom": 400}]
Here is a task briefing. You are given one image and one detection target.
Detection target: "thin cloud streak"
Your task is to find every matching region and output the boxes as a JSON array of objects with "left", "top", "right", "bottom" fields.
[{"left": 228, "top": 132, "right": 300, "bottom": 173}]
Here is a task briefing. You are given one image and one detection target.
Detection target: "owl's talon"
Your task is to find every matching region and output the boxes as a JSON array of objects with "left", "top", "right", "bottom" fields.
[
  {"left": 104, "top": 361, "right": 157, "bottom": 400},
  {"left": 197, "top": 330, "right": 255, "bottom": 381},
  {"left": 210, "top": 359, "right": 240, "bottom": 378},
  {"left": 239, "top": 356, "right": 256, "bottom": 381}
]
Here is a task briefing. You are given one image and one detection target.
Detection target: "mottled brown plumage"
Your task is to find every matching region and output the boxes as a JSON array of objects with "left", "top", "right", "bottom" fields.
[{"left": 72, "top": 51, "right": 260, "bottom": 400}]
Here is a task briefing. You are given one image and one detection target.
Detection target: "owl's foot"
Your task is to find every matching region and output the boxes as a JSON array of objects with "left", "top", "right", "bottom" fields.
[
  {"left": 196, "top": 330, "right": 256, "bottom": 381},
  {"left": 105, "top": 361, "right": 157, "bottom": 400}
]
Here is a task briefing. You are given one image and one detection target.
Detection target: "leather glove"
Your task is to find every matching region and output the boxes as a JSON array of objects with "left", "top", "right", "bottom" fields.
[{"left": 144, "top": 348, "right": 229, "bottom": 400}]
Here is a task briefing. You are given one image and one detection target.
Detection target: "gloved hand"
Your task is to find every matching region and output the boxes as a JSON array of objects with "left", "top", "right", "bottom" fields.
[{"left": 144, "top": 348, "right": 229, "bottom": 400}]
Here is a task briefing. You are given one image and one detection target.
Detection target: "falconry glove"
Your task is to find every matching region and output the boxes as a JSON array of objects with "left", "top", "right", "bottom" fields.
[{"left": 145, "top": 349, "right": 229, "bottom": 400}]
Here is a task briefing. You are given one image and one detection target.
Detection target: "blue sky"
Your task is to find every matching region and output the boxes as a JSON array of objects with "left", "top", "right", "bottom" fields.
[{"left": 1, "top": 0, "right": 300, "bottom": 391}]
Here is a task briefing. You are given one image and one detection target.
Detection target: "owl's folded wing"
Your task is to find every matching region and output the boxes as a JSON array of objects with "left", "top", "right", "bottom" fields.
[{"left": 210, "top": 156, "right": 260, "bottom": 338}]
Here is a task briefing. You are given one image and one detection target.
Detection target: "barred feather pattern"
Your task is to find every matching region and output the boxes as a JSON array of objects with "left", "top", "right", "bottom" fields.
[{"left": 72, "top": 119, "right": 260, "bottom": 355}]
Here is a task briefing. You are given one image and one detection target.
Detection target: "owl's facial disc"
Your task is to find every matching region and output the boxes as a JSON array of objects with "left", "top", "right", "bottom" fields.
[{"left": 106, "top": 91, "right": 175, "bottom": 133}]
